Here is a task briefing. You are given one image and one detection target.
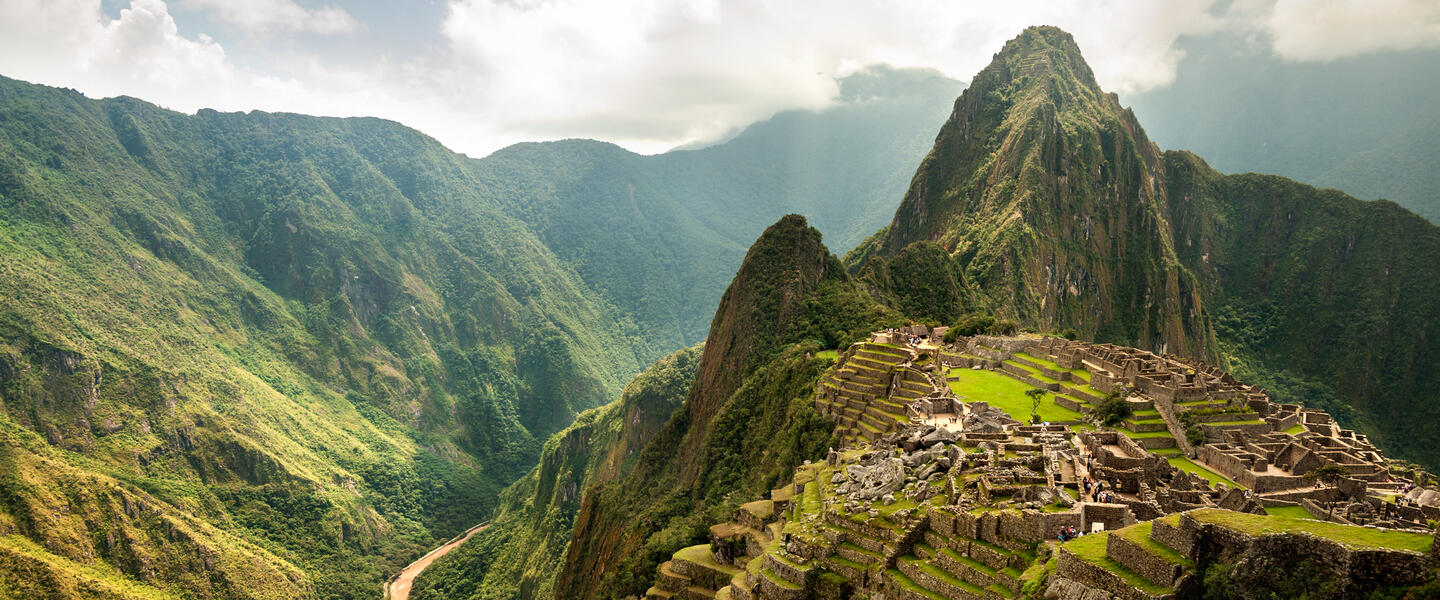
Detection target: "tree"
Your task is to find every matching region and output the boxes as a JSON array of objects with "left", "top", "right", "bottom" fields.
[
  {"left": 1025, "top": 388, "right": 1047, "bottom": 423},
  {"left": 1092, "top": 386, "right": 1133, "bottom": 427},
  {"left": 1308, "top": 464, "right": 1350, "bottom": 519}
]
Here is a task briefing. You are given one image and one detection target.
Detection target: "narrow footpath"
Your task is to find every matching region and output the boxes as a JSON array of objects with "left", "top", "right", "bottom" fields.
[{"left": 385, "top": 522, "right": 490, "bottom": 600}]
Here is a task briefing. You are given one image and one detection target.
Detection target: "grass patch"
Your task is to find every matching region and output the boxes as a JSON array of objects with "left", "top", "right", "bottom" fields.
[
  {"left": 677, "top": 544, "right": 744, "bottom": 574},
  {"left": 1281, "top": 423, "right": 1306, "bottom": 435},
  {"left": 1115, "top": 426, "right": 1174, "bottom": 439},
  {"left": 1168, "top": 457, "right": 1244, "bottom": 489},
  {"left": 946, "top": 368, "right": 1083, "bottom": 422},
  {"left": 901, "top": 556, "right": 986, "bottom": 595},
  {"left": 761, "top": 568, "right": 802, "bottom": 590},
  {"left": 1190, "top": 508, "right": 1434, "bottom": 553},
  {"left": 886, "top": 568, "right": 945, "bottom": 599}
]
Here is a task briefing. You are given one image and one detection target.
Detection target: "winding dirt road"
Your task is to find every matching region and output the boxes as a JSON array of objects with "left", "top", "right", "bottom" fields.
[{"left": 385, "top": 522, "right": 490, "bottom": 600}]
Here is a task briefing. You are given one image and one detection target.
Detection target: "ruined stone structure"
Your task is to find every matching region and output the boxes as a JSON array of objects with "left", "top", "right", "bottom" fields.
[{"left": 646, "top": 332, "right": 1440, "bottom": 600}]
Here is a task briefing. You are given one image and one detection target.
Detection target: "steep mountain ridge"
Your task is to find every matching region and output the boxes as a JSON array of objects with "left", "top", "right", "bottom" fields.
[
  {"left": 855, "top": 27, "right": 1211, "bottom": 358},
  {"left": 554, "top": 215, "right": 891, "bottom": 599}
]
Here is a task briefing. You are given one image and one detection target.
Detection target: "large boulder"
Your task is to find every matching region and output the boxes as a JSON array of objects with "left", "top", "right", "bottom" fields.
[{"left": 841, "top": 457, "right": 906, "bottom": 500}]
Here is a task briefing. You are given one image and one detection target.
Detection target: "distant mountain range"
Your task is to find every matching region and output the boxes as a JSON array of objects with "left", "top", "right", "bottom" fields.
[{"left": 1128, "top": 33, "right": 1440, "bottom": 224}]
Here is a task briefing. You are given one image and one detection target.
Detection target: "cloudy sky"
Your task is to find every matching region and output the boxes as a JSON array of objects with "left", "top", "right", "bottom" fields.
[{"left": 1, "top": 0, "right": 1438, "bottom": 157}]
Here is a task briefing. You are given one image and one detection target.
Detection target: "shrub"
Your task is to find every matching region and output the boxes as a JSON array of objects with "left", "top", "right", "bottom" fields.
[
  {"left": 1186, "top": 425, "right": 1206, "bottom": 447},
  {"left": 988, "top": 319, "right": 1019, "bottom": 335},
  {"left": 1060, "top": 328, "right": 1079, "bottom": 340},
  {"left": 952, "top": 313, "right": 996, "bottom": 337},
  {"left": 1092, "top": 388, "right": 1132, "bottom": 426}
]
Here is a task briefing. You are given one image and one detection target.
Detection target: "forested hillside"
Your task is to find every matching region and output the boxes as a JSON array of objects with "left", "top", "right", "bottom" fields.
[
  {"left": 0, "top": 66, "right": 959, "bottom": 599},
  {"left": 478, "top": 65, "right": 963, "bottom": 348},
  {"left": 411, "top": 345, "right": 702, "bottom": 600},
  {"left": 0, "top": 76, "right": 652, "bottom": 598}
]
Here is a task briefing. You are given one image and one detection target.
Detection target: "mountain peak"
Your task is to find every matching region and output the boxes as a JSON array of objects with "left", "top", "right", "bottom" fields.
[{"left": 862, "top": 26, "right": 1206, "bottom": 357}]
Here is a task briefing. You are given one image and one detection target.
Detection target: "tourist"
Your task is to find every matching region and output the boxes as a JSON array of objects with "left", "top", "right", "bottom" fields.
[
  {"left": 1057, "top": 527, "right": 1068, "bottom": 542},
  {"left": 1068, "top": 526, "right": 1078, "bottom": 539}
]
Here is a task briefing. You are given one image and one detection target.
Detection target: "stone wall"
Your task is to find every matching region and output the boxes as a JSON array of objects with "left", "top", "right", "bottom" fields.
[
  {"left": 1149, "top": 519, "right": 1193, "bottom": 558},
  {"left": 1081, "top": 503, "right": 1133, "bottom": 533},
  {"left": 1106, "top": 531, "right": 1183, "bottom": 587},
  {"left": 1055, "top": 547, "right": 1163, "bottom": 600},
  {"left": 968, "top": 336, "right": 1040, "bottom": 354}
]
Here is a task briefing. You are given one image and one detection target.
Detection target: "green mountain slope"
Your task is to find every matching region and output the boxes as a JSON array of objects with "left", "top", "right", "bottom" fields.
[
  {"left": 852, "top": 26, "right": 1212, "bottom": 358},
  {"left": 553, "top": 215, "right": 892, "bottom": 599},
  {"left": 0, "top": 76, "right": 650, "bottom": 598},
  {"left": 410, "top": 345, "right": 702, "bottom": 600},
  {"left": 479, "top": 67, "right": 964, "bottom": 348}
]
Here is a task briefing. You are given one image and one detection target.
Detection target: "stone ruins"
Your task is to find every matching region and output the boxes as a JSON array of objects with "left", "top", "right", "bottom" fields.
[{"left": 643, "top": 330, "right": 1440, "bottom": 600}]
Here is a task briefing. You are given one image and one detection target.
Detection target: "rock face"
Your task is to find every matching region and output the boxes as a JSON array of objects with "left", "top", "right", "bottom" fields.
[{"left": 680, "top": 214, "right": 850, "bottom": 473}]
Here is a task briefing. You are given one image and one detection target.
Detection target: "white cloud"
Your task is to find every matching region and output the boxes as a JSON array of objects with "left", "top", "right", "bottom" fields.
[
  {"left": 180, "top": 0, "right": 362, "bottom": 36},
  {"left": 1, "top": 0, "right": 1437, "bottom": 158},
  {"left": 1237, "top": 0, "right": 1440, "bottom": 61},
  {"left": 0, "top": 0, "right": 246, "bottom": 107},
  {"left": 436, "top": 0, "right": 1225, "bottom": 151}
]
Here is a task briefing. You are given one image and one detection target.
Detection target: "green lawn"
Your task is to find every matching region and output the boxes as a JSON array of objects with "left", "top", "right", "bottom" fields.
[
  {"left": 677, "top": 544, "right": 745, "bottom": 574},
  {"left": 1204, "top": 420, "right": 1268, "bottom": 427},
  {"left": 1190, "top": 508, "right": 1434, "bottom": 553},
  {"left": 1264, "top": 506, "right": 1315, "bottom": 520},
  {"left": 1168, "top": 457, "right": 1244, "bottom": 489},
  {"left": 1281, "top": 423, "right": 1306, "bottom": 435},
  {"left": 946, "top": 368, "right": 1084, "bottom": 422},
  {"left": 815, "top": 349, "right": 839, "bottom": 360}
]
